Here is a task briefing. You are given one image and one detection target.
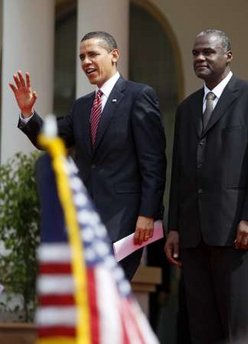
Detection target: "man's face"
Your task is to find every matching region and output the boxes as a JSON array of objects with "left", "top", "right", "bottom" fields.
[
  {"left": 79, "top": 38, "right": 120, "bottom": 88},
  {"left": 192, "top": 34, "right": 232, "bottom": 88}
]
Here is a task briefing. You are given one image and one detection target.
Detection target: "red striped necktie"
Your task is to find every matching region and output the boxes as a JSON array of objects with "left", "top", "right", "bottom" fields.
[{"left": 90, "top": 89, "right": 103, "bottom": 146}]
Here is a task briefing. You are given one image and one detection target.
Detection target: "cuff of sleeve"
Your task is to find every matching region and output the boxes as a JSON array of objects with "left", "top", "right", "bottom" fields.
[{"left": 20, "top": 111, "right": 34, "bottom": 123}]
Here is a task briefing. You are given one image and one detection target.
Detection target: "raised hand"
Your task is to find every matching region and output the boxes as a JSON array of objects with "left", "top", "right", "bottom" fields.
[{"left": 9, "top": 71, "right": 37, "bottom": 117}]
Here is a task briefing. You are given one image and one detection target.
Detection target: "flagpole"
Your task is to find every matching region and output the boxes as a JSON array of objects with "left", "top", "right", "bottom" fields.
[{"left": 38, "top": 115, "right": 91, "bottom": 344}]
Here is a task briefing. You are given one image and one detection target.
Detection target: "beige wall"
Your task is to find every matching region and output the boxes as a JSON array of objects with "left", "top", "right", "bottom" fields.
[{"left": 150, "top": 0, "right": 248, "bottom": 97}]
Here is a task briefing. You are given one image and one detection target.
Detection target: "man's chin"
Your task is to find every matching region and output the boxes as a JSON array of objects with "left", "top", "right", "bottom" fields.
[
  {"left": 88, "top": 77, "right": 97, "bottom": 85},
  {"left": 195, "top": 70, "right": 209, "bottom": 80}
]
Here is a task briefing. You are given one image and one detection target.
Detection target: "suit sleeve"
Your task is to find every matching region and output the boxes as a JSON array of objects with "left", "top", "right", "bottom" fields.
[
  {"left": 18, "top": 108, "right": 75, "bottom": 149},
  {"left": 167, "top": 108, "right": 181, "bottom": 231},
  {"left": 18, "top": 113, "right": 44, "bottom": 149},
  {"left": 131, "top": 85, "right": 166, "bottom": 219}
]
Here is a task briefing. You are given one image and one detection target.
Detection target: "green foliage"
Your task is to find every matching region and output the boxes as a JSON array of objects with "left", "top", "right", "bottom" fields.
[{"left": 0, "top": 151, "right": 40, "bottom": 322}]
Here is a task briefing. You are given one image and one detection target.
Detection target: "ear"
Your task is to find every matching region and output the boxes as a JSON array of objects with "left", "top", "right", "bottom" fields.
[
  {"left": 111, "top": 49, "right": 120, "bottom": 64},
  {"left": 226, "top": 50, "right": 233, "bottom": 64}
]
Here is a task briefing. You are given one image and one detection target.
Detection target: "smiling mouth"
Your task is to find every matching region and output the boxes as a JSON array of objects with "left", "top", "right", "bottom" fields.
[{"left": 85, "top": 68, "right": 97, "bottom": 75}]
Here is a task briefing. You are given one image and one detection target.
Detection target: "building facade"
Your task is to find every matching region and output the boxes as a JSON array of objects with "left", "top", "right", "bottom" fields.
[{"left": 1, "top": 0, "right": 247, "bottom": 164}]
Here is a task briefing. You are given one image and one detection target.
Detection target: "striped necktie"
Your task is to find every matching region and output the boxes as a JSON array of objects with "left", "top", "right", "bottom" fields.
[{"left": 90, "top": 89, "right": 103, "bottom": 145}]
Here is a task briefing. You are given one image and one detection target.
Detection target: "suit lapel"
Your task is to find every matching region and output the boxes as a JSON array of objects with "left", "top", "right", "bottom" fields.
[
  {"left": 81, "top": 92, "right": 95, "bottom": 156},
  {"left": 192, "top": 89, "right": 204, "bottom": 138},
  {"left": 93, "top": 77, "right": 125, "bottom": 151},
  {"left": 202, "top": 76, "right": 240, "bottom": 134}
]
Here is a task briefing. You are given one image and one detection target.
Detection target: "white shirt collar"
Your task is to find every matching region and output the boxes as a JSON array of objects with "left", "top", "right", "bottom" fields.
[
  {"left": 96, "top": 71, "right": 120, "bottom": 98},
  {"left": 204, "top": 71, "right": 233, "bottom": 100}
]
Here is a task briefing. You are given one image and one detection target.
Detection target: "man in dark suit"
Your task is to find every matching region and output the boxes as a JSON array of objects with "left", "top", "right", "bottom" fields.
[
  {"left": 9, "top": 31, "right": 166, "bottom": 281},
  {"left": 165, "top": 29, "right": 248, "bottom": 343}
]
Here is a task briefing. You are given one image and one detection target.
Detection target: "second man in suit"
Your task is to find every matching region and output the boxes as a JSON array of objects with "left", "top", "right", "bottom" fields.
[
  {"left": 165, "top": 29, "right": 248, "bottom": 343},
  {"left": 10, "top": 31, "right": 166, "bottom": 281}
]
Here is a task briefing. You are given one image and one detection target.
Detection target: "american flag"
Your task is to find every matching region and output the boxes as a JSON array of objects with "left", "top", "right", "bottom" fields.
[{"left": 35, "top": 130, "right": 159, "bottom": 344}]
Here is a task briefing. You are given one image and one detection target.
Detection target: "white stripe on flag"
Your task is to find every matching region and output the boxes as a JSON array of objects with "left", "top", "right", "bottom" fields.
[
  {"left": 130, "top": 301, "right": 159, "bottom": 344},
  {"left": 120, "top": 300, "right": 144, "bottom": 344},
  {"left": 37, "top": 275, "right": 74, "bottom": 295},
  {"left": 36, "top": 306, "right": 76, "bottom": 326},
  {"left": 95, "top": 267, "right": 123, "bottom": 344},
  {"left": 38, "top": 243, "right": 71, "bottom": 263}
]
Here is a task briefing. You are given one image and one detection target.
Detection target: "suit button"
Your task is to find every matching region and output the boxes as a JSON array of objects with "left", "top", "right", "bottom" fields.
[
  {"left": 199, "top": 140, "right": 206, "bottom": 146},
  {"left": 198, "top": 188, "right": 203, "bottom": 194},
  {"left": 197, "top": 163, "right": 203, "bottom": 168},
  {"left": 91, "top": 164, "right": 96, "bottom": 169}
]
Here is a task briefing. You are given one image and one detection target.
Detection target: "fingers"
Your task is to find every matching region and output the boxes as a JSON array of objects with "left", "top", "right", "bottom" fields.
[
  {"left": 13, "top": 73, "right": 22, "bottom": 88},
  {"left": 9, "top": 82, "right": 17, "bottom": 93},
  {"left": 11, "top": 71, "right": 29, "bottom": 89},
  {"left": 168, "top": 255, "right": 181, "bottom": 267},
  {"left": 241, "top": 237, "right": 248, "bottom": 249},
  {"left": 134, "top": 228, "right": 153, "bottom": 245},
  {"left": 164, "top": 230, "right": 181, "bottom": 267},
  {"left": 33, "top": 91, "right": 38, "bottom": 101},
  {"left": 235, "top": 220, "right": 248, "bottom": 250},
  {"left": 235, "top": 236, "right": 248, "bottom": 250},
  {"left": 166, "top": 250, "right": 181, "bottom": 267},
  {"left": 164, "top": 242, "right": 181, "bottom": 266},
  {"left": 133, "top": 216, "right": 154, "bottom": 245},
  {"left": 26, "top": 72, "right": 31, "bottom": 88},
  {"left": 17, "top": 71, "right": 26, "bottom": 87}
]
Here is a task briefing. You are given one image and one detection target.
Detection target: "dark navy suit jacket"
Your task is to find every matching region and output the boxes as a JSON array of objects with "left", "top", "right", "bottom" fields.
[{"left": 19, "top": 76, "right": 166, "bottom": 246}]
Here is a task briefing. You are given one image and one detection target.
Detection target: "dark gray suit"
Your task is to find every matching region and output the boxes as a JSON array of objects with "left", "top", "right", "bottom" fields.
[
  {"left": 19, "top": 76, "right": 166, "bottom": 280},
  {"left": 168, "top": 75, "right": 248, "bottom": 343}
]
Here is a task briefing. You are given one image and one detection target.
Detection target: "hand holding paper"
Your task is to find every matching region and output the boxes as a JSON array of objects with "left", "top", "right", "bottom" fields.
[{"left": 113, "top": 220, "right": 164, "bottom": 262}]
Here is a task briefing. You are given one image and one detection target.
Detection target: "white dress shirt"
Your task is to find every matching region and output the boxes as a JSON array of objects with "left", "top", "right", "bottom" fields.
[
  {"left": 203, "top": 71, "right": 233, "bottom": 112},
  {"left": 96, "top": 71, "right": 120, "bottom": 110}
]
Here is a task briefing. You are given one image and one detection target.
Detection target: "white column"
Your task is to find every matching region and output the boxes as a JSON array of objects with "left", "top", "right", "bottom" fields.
[
  {"left": 76, "top": 0, "right": 129, "bottom": 97},
  {"left": 1, "top": 0, "right": 54, "bottom": 163}
]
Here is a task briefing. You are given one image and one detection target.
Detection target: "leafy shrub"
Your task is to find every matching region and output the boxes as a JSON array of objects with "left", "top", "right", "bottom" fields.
[{"left": 0, "top": 151, "right": 40, "bottom": 322}]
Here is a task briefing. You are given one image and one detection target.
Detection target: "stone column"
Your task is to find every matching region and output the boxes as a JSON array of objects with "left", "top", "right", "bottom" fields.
[
  {"left": 0, "top": 0, "right": 54, "bottom": 163},
  {"left": 76, "top": 0, "right": 129, "bottom": 97}
]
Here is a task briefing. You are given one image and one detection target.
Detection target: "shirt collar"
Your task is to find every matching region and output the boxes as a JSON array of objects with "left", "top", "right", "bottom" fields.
[
  {"left": 204, "top": 71, "right": 233, "bottom": 100},
  {"left": 96, "top": 72, "right": 120, "bottom": 98}
]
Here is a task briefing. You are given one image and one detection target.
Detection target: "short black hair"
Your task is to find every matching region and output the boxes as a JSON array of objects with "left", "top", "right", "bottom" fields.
[
  {"left": 81, "top": 31, "right": 118, "bottom": 52},
  {"left": 198, "top": 29, "right": 231, "bottom": 51}
]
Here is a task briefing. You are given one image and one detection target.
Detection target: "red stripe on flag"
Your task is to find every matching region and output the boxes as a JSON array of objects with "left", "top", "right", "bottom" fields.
[
  {"left": 38, "top": 326, "right": 76, "bottom": 337},
  {"left": 122, "top": 319, "right": 131, "bottom": 344},
  {"left": 121, "top": 312, "right": 132, "bottom": 344},
  {"left": 38, "top": 294, "right": 75, "bottom": 306},
  {"left": 39, "top": 263, "right": 72, "bottom": 274},
  {"left": 87, "top": 268, "right": 100, "bottom": 344},
  {"left": 124, "top": 299, "right": 147, "bottom": 344}
]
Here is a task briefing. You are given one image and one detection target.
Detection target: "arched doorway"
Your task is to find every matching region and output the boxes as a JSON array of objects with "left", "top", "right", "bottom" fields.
[{"left": 129, "top": 0, "right": 183, "bottom": 204}]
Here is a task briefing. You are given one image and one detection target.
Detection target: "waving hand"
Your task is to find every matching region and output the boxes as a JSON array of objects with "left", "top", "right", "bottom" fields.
[{"left": 9, "top": 71, "right": 37, "bottom": 117}]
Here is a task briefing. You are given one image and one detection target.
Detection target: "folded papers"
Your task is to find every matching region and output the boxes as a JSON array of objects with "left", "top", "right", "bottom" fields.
[{"left": 113, "top": 220, "right": 164, "bottom": 262}]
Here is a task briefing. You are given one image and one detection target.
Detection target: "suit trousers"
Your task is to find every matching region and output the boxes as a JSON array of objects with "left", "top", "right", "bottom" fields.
[
  {"left": 119, "top": 248, "right": 143, "bottom": 281},
  {"left": 181, "top": 244, "right": 248, "bottom": 344}
]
